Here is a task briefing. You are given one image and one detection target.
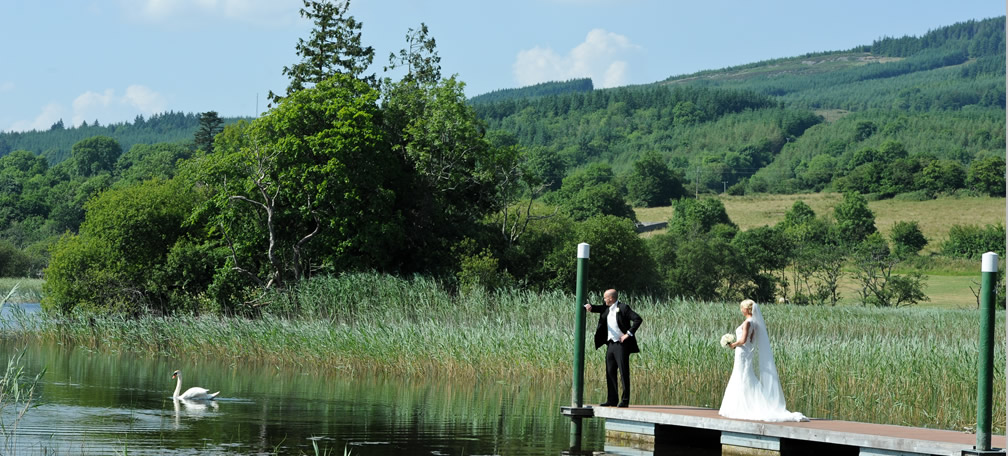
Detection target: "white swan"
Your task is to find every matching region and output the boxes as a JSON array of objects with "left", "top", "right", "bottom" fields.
[{"left": 171, "top": 370, "right": 220, "bottom": 400}]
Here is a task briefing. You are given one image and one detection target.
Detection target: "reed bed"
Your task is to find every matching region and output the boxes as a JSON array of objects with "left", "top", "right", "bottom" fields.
[
  {"left": 5, "top": 272, "right": 1004, "bottom": 433},
  {"left": 0, "top": 278, "right": 43, "bottom": 304}
]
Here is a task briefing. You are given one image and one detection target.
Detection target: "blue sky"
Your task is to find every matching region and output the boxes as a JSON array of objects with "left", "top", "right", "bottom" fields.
[{"left": 0, "top": 0, "right": 1003, "bottom": 132}]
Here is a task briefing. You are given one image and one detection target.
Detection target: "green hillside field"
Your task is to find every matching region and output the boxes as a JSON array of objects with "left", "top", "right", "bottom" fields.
[{"left": 637, "top": 193, "right": 1006, "bottom": 309}]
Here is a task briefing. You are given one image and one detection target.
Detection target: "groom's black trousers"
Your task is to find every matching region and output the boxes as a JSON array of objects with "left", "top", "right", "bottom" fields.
[{"left": 605, "top": 340, "right": 630, "bottom": 404}]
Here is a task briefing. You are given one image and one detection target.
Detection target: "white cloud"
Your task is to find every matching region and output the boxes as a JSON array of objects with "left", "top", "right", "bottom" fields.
[
  {"left": 10, "top": 103, "right": 67, "bottom": 132},
  {"left": 128, "top": 0, "right": 297, "bottom": 26},
  {"left": 70, "top": 85, "right": 166, "bottom": 127},
  {"left": 513, "top": 29, "right": 642, "bottom": 89},
  {"left": 135, "top": 0, "right": 176, "bottom": 16},
  {"left": 123, "top": 85, "right": 167, "bottom": 113},
  {"left": 0, "top": 82, "right": 13, "bottom": 92},
  {"left": 602, "top": 61, "right": 629, "bottom": 88},
  {"left": 6, "top": 85, "right": 169, "bottom": 132},
  {"left": 73, "top": 89, "right": 117, "bottom": 112}
]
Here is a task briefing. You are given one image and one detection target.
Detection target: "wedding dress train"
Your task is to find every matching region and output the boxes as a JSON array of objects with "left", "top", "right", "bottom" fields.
[{"left": 718, "top": 302, "right": 807, "bottom": 422}]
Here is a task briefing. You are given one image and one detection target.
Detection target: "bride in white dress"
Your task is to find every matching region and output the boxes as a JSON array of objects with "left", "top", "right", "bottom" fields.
[{"left": 719, "top": 299, "right": 808, "bottom": 422}]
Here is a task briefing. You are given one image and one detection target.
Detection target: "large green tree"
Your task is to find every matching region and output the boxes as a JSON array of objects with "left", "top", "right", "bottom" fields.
[
  {"left": 270, "top": 0, "right": 375, "bottom": 105},
  {"left": 834, "top": 192, "right": 876, "bottom": 245},
  {"left": 71, "top": 136, "right": 122, "bottom": 177},
  {"left": 43, "top": 178, "right": 207, "bottom": 314},
  {"left": 548, "top": 162, "right": 635, "bottom": 222},
  {"left": 967, "top": 155, "right": 1005, "bottom": 196},
  {"left": 193, "top": 111, "right": 224, "bottom": 153},
  {"left": 778, "top": 202, "right": 845, "bottom": 305},
  {"left": 625, "top": 151, "right": 686, "bottom": 207},
  {"left": 649, "top": 230, "right": 725, "bottom": 301},
  {"left": 384, "top": 23, "right": 440, "bottom": 85},
  {"left": 889, "top": 220, "right": 928, "bottom": 258},
  {"left": 850, "top": 232, "right": 928, "bottom": 307},
  {"left": 729, "top": 225, "right": 789, "bottom": 301},
  {"left": 544, "top": 215, "right": 659, "bottom": 293},
  {"left": 668, "top": 197, "right": 735, "bottom": 235},
  {"left": 919, "top": 159, "right": 966, "bottom": 196},
  {"left": 0, "top": 150, "right": 49, "bottom": 230},
  {"left": 383, "top": 32, "right": 515, "bottom": 272},
  {"left": 115, "top": 142, "right": 192, "bottom": 185},
  {"left": 198, "top": 74, "right": 403, "bottom": 298}
]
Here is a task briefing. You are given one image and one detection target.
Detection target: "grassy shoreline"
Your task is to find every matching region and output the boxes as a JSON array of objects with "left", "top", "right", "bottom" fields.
[{"left": 4, "top": 272, "right": 1004, "bottom": 433}]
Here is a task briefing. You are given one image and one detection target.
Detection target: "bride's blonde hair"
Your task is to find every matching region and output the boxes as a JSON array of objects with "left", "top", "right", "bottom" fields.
[{"left": 740, "top": 299, "right": 755, "bottom": 313}]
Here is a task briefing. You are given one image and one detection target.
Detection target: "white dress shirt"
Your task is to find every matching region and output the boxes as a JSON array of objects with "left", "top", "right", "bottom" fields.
[{"left": 607, "top": 304, "right": 623, "bottom": 342}]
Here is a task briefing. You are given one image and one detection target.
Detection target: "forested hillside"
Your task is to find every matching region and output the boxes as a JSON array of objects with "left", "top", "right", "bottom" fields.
[
  {"left": 473, "top": 16, "right": 1006, "bottom": 197},
  {"left": 663, "top": 17, "right": 1005, "bottom": 111},
  {"left": 468, "top": 78, "right": 594, "bottom": 104},
  {"left": 473, "top": 85, "right": 820, "bottom": 192},
  {"left": 0, "top": 111, "right": 248, "bottom": 164}
]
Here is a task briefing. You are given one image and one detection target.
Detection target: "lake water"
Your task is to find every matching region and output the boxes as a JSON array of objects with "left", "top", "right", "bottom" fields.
[
  {"left": 0, "top": 329, "right": 611, "bottom": 455},
  {"left": 0, "top": 302, "right": 40, "bottom": 330}
]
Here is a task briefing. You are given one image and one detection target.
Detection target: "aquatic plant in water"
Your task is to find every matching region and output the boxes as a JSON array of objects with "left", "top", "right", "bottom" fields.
[{"left": 0, "top": 349, "right": 45, "bottom": 453}]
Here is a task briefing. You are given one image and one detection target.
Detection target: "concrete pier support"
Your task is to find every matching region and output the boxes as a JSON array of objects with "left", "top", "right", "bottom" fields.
[
  {"left": 860, "top": 449, "right": 931, "bottom": 456},
  {"left": 721, "top": 432, "right": 781, "bottom": 455},
  {"left": 606, "top": 419, "right": 656, "bottom": 445}
]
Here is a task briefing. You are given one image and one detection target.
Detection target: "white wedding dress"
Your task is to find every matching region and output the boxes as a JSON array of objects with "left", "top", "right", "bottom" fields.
[{"left": 719, "top": 303, "right": 808, "bottom": 422}]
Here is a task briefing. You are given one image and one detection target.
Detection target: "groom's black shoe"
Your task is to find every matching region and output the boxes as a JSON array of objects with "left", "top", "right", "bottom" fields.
[
  {"left": 599, "top": 402, "right": 616, "bottom": 407},
  {"left": 617, "top": 402, "right": 629, "bottom": 408}
]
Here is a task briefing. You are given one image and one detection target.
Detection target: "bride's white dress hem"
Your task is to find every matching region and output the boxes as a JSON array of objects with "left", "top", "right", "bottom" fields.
[{"left": 718, "top": 304, "right": 808, "bottom": 423}]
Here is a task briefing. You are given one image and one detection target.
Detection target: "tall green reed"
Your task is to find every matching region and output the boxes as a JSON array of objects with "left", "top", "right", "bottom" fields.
[
  {"left": 11, "top": 272, "right": 1006, "bottom": 433},
  {"left": 0, "top": 350, "right": 45, "bottom": 453},
  {"left": 0, "top": 278, "right": 43, "bottom": 304},
  {"left": 0, "top": 282, "right": 18, "bottom": 313},
  {"left": 0, "top": 282, "right": 46, "bottom": 450}
]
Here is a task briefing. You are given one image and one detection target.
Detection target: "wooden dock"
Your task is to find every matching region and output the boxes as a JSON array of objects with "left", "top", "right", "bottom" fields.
[{"left": 586, "top": 405, "right": 1006, "bottom": 456}]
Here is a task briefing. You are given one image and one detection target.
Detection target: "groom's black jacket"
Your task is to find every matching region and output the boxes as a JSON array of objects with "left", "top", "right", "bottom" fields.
[{"left": 587, "top": 301, "right": 642, "bottom": 354}]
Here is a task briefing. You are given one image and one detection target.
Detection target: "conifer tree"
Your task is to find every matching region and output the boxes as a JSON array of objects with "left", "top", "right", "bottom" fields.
[
  {"left": 194, "top": 111, "right": 224, "bottom": 153},
  {"left": 269, "top": 0, "right": 375, "bottom": 106}
]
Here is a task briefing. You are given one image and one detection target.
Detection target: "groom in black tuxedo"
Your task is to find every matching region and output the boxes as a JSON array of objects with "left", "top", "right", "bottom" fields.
[{"left": 585, "top": 288, "right": 642, "bottom": 408}]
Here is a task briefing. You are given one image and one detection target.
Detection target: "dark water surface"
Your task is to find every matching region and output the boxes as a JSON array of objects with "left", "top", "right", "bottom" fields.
[{"left": 0, "top": 337, "right": 608, "bottom": 455}]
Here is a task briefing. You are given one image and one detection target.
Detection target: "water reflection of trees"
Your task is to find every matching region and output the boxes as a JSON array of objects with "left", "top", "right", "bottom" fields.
[{"left": 1, "top": 340, "right": 605, "bottom": 454}]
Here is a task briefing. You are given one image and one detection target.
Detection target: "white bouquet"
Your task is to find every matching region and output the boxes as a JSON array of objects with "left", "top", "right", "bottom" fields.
[{"left": 720, "top": 333, "right": 736, "bottom": 349}]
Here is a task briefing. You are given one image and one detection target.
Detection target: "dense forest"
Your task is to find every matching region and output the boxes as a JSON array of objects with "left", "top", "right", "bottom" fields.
[
  {"left": 468, "top": 78, "right": 594, "bottom": 104},
  {"left": 473, "top": 16, "right": 1006, "bottom": 197},
  {"left": 0, "top": 111, "right": 248, "bottom": 164},
  {"left": 0, "top": 5, "right": 1004, "bottom": 314}
]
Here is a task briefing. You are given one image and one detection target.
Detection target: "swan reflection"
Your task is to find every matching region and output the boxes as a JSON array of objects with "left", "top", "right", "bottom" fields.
[{"left": 173, "top": 397, "right": 219, "bottom": 428}]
